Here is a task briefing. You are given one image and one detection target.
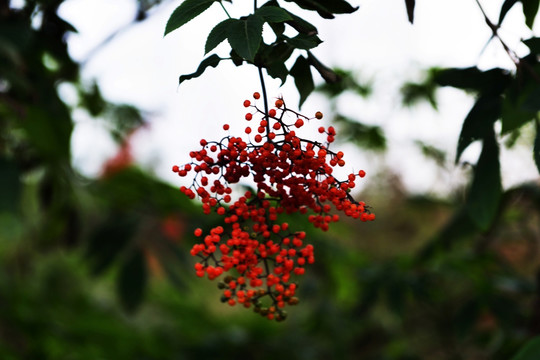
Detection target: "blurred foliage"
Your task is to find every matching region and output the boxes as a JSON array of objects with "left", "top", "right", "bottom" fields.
[{"left": 2, "top": 0, "right": 540, "bottom": 359}]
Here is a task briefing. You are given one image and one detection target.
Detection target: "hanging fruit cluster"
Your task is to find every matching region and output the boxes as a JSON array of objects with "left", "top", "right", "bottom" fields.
[{"left": 173, "top": 93, "right": 374, "bottom": 320}]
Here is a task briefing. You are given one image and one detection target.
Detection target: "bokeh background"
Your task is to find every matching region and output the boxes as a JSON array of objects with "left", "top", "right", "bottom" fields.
[{"left": 2, "top": 0, "right": 540, "bottom": 359}]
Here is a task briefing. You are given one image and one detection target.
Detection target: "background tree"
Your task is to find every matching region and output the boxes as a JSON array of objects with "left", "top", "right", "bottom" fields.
[{"left": 1, "top": 0, "right": 540, "bottom": 359}]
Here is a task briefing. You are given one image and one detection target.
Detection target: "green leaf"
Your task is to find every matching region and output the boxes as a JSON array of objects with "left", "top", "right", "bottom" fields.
[
  {"left": 405, "top": 0, "right": 415, "bottom": 23},
  {"left": 308, "top": 51, "right": 340, "bottom": 84},
  {"left": 0, "top": 158, "right": 21, "bottom": 213},
  {"left": 179, "top": 54, "right": 222, "bottom": 84},
  {"left": 510, "top": 337, "right": 540, "bottom": 360},
  {"left": 501, "top": 73, "right": 540, "bottom": 133},
  {"left": 254, "top": 6, "right": 293, "bottom": 22},
  {"left": 466, "top": 128, "right": 502, "bottom": 231},
  {"left": 205, "top": 19, "right": 235, "bottom": 54},
  {"left": 523, "top": 37, "right": 540, "bottom": 54},
  {"left": 522, "top": 0, "right": 540, "bottom": 29},
  {"left": 285, "top": 10, "right": 318, "bottom": 35},
  {"left": 535, "top": 120, "right": 540, "bottom": 174},
  {"left": 283, "top": 33, "right": 322, "bottom": 50},
  {"left": 86, "top": 215, "right": 137, "bottom": 275},
  {"left": 334, "top": 115, "right": 386, "bottom": 151},
  {"left": 290, "top": 55, "right": 314, "bottom": 107},
  {"left": 434, "top": 67, "right": 511, "bottom": 95},
  {"left": 227, "top": 16, "right": 264, "bottom": 62},
  {"left": 415, "top": 140, "right": 445, "bottom": 166},
  {"left": 284, "top": 0, "right": 358, "bottom": 19},
  {"left": 117, "top": 249, "right": 148, "bottom": 314},
  {"left": 164, "top": 0, "right": 217, "bottom": 36},
  {"left": 266, "top": 62, "right": 288, "bottom": 85},
  {"left": 418, "top": 207, "right": 477, "bottom": 261},
  {"left": 23, "top": 106, "right": 72, "bottom": 160},
  {"left": 79, "top": 82, "right": 106, "bottom": 117},
  {"left": 456, "top": 95, "right": 502, "bottom": 163},
  {"left": 498, "top": 0, "right": 519, "bottom": 25}
]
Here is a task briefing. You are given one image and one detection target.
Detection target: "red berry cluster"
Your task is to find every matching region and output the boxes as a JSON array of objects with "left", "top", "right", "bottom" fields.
[{"left": 172, "top": 93, "right": 374, "bottom": 320}]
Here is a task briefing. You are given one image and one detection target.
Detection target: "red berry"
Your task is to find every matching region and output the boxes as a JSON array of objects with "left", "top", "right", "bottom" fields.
[
  {"left": 243, "top": 100, "right": 251, "bottom": 107},
  {"left": 253, "top": 92, "right": 260, "bottom": 99}
]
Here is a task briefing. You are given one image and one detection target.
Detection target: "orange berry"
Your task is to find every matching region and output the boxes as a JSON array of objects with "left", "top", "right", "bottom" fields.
[{"left": 315, "top": 111, "right": 323, "bottom": 119}]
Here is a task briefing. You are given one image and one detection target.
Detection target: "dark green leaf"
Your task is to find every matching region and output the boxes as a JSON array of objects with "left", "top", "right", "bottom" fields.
[
  {"left": 86, "top": 215, "right": 137, "bottom": 275},
  {"left": 434, "top": 67, "right": 511, "bottom": 95},
  {"left": 334, "top": 115, "right": 386, "bottom": 151},
  {"left": 117, "top": 249, "right": 148, "bottom": 313},
  {"left": 230, "top": 49, "right": 244, "bottom": 66},
  {"left": 535, "top": 120, "right": 540, "bottom": 174},
  {"left": 498, "top": 0, "right": 519, "bottom": 25},
  {"left": 227, "top": 16, "right": 264, "bottom": 62},
  {"left": 522, "top": 0, "right": 540, "bottom": 29},
  {"left": 266, "top": 62, "right": 289, "bottom": 85},
  {"left": 456, "top": 95, "right": 502, "bottom": 162},
  {"left": 179, "top": 54, "right": 222, "bottom": 84},
  {"left": 108, "top": 104, "right": 145, "bottom": 143},
  {"left": 285, "top": 10, "right": 318, "bottom": 35},
  {"left": 405, "top": 0, "right": 415, "bottom": 23},
  {"left": 269, "top": 21, "right": 285, "bottom": 36},
  {"left": 466, "top": 128, "right": 502, "bottom": 231},
  {"left": 307, "top": 51, "right": 340, "bottom": 83},
  {"left": 401, "top": 82, "right": 438, "bottom": 109},
  {"left": 23, "top": 106, "right": 72, "bottom": 160},
  {"left": 523, "top": 37, "right": 540, "bottom": 54},
  {"left": 317, "top": 68, "right": 371, "bottom": 98},
  {"left": 0, "top": 158, "right": 21, "bottom": 213},
  {"left": 283, "top": 0, "right": 358, "bottom": 19},
  {"left": 79, "top": 82, "right": 106, "bottom": 117},
  {"left": 510, "top": 337, "right": 540, "bottom": 360},
  {"left": 264, "top": 42, "right": 295, "bottom": 65},
  {"left": 417, "top": 207, "right": 477, "bottom": 261},
  {"left": 290, "top": 55, "right": 314, "bottom": 107},
  {"left": 283, "top": 33, "right": 322, "bottom": 50},
  {"left": 94, "top": 167, "right": 198, "bottom": 213},
  {"left": 501, "top": 72, "right": 540, "bottom": 133},
  {"left": 205, "top": 19, "right": 235, "bottom": 54},
  {"left": 164, "top": 0, "right": 217, "bottom": 36},
  {"left": 254, "top": 6, "right": 292, "bottom": 22},
  {"left": 415, "top": 140, "right": 446, "bottom": 166},
  {"left": 522, "top": 84, "right": 540, "bottom": 112}
]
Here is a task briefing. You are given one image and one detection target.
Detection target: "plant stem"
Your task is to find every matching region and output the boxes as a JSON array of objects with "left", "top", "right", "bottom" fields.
[
  {"left": 219, "top": 1, "right": 231, "bottom": 18},
  {"left": 258, "top": 66, "right": 271, "bottom": 135}
]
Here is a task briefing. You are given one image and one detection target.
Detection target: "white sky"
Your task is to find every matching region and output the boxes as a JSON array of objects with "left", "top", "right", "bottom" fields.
[{"left": 58, "top": 0, "right": 540, "bottom": 195}]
